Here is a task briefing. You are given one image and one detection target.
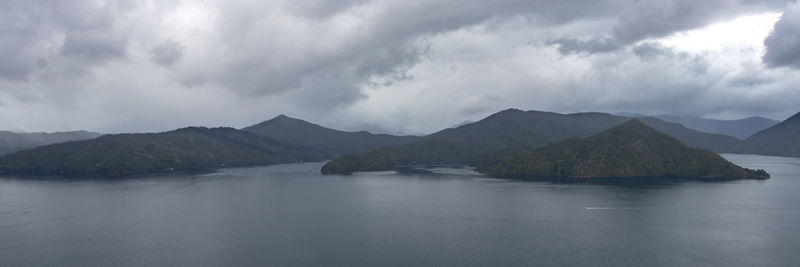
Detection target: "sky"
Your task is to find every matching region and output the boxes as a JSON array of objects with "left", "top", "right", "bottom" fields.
[{"left": 1, "top": 0, "right": 799, "bottom": 135}]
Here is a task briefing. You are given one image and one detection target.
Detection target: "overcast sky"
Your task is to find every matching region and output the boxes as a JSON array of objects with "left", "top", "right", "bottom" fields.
[{"left": 1, "top": 0, "right": 799, "bottom": 134}]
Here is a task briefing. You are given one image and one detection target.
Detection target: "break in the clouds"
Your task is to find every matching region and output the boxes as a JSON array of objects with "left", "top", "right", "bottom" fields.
[{"left": 0, "top": 0, "right": 798, "bottom": 134}]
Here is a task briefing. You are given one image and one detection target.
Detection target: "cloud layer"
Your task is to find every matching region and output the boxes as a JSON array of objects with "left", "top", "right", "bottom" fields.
[
  {"left": 764, "top": 1, "right": 800, "bottom": 68},
  {"left": 0, "top": 0, "right": 798, "bottom": 134}
]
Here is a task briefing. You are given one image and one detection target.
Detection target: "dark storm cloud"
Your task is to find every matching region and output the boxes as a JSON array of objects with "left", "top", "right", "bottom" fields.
[
  {"left": 763, "top": 1, "right": 800, "bottom": 68},
  {"left": 0, "top": 0, "right": 797, "bottom": 133},
  {"left": 0, "top": 0, "right": 135, "bottom": 82},
  {"left": 61, "top": 30, "right": 128, "bottom": 61},
  {"left": 549, "top": 0, "right": 791, "bottom": 54},
  {"left": 198, "top": 0, "right": 791, "bottom": 109},
  {"left": 633, "top": 42, "right": 671, "bottom": 58},
  {"left": 204, "top": 0, "right": 617, "bottom": 102},
  {"left": 549, "top": 38, "right": 620, "bottom": 55},
  {"left": 150, "top": 40, "right": 185, "bottom": 67},
  {"left": 288, "top": 0, "right": 371, "bottom": 17}
]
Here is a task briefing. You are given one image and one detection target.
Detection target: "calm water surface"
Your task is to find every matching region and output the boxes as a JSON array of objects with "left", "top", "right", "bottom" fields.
[{"left": 1, "top": 154, "right": 799, "bottom": 266}]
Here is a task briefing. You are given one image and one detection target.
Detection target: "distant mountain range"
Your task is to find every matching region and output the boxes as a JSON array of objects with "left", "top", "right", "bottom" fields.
[
  {"left": 615, "top": 113, "right": 779, "bottom": 139},
  {"left": 321, "top": 109, "right": 744, "bottom": 174},
  {"left": 242, "top": 115, "right": 420, "bottom": 156},
  {"left": 0, "top": 109, "right": 797, "bottom": 177},
  {"left": 0, "top": 127, "right": 328, "bottom": 176},
  {"left": 479, "top": 120, "right": 768, "bottom": 179},
  {"left": 735, "top": 112, "right": 800, "bottom": 158},
  {"left": 0, "top": 115, "right": 422, "bottom": 177},
  {"left": 0, "top": 131, "right": 102, "bottom": 155},
  {"left": 652, "top": 115, "right": 779, "bottom": 140}
]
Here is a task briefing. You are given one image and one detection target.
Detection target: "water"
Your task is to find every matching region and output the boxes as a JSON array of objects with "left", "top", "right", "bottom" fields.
[{"left": 1, "top": 154, "right": 799, "bottom": 266}]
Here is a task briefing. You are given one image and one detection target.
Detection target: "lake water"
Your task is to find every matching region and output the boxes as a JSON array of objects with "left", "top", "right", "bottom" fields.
[{"left": 1, "top": 154, "right": 799, "bottom": 266}]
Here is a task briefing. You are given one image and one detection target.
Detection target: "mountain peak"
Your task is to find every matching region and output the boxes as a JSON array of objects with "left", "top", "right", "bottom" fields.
[
  {"left": 786, "top": 112, "right": 800, "bottom": 122},
  {"left": 735, "top": 111, "right": 800, "bottom": 157},
  {"left": 257, "top": 114, "right": 309, "bottom": 127},
  {"left": 272, "top": 114, "right": 294, "bottom": 121},
  {"left": 599, "top": 119, "right": 661, "bottom": 138},
  {"left": 482, "top": 108, "right": 529, "bottom": 120},
  {"left": 496, "top": 108, "right": 524, "bottom": 115},
  {"left": 242, "top": 114, "right": 420, "bottom": 155}
]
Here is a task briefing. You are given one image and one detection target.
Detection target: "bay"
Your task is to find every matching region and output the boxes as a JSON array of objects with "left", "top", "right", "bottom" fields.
[{"left": 1, "top": 154, "right": 798, "bottom": 266}]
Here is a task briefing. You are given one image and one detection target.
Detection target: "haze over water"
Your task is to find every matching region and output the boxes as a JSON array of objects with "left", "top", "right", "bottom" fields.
[{"left": 1, "top": 154, "right": 798, "bottom": 266}]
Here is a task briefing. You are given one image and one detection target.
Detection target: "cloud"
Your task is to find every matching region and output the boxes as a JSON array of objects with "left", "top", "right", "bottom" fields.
[
  {"left": 549, "top": 0, "right": 791, "bottom": 54},
  {"left": 633, "top": 42, "right": 672, "bottom": 58},
  {"left": 548, "top": 37, "right": 620, "bottom": 55},
  {"left": 344, "top": 16, "right": 799, "bottom": 133},
  {"left": 764, "top": 1, "right": 800, "bottom": 68},
  {"left": 150, "top": 39, "right": 185, "bottom": 67},
  {"left": 0, "top": 0, "right": 135, "bottom": 83},
  {"left": 0, "top": 0, "right": 798, "bottom": 133},
  {"left": 61, "top": 30, "right": 128, "bottom": 61}
]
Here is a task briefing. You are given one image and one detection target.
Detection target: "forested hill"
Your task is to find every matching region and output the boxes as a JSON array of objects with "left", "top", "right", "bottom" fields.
[
  {"left": 0, "top": 130, "right": 102, "bottom": 155},
  {"left": 321, "top": 109, "right": 742, "bottom": 175},
  {"left": 242, "top": 115, "right": 419, "bottom": 156},
  {"left": 0, "top": 127, "right": 329, "bottom": 177},
  {"left": 480, "top": 120, "right": 769, "bottom": 179}
]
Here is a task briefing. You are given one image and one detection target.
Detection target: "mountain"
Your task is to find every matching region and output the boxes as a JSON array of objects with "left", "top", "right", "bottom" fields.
[
  {"left": 637, "top": 117, "right": 741, "bottom": 152},
  {"left": 735, "top": 112, "right": 800, "bottom": 157},
  {"left": 654, "top": 114, "right": 779, "bottom": 139},
  {"left": 479, "top": 120, "right": 768, "bottom": 179},
  {"left": 321, "top": 109, "right": 740, "bottom": 174},
  {"left": 0, "top": 130, "right": 103, "bottom": 155},
  {"left": 347, "top": 123, "right": 408, "bottom": 136},
  {"left": 242, "top": 115, "right": 420, "bottom": 156},
  {"left": 449, "top": 120, "right": 475, "bottom": 128},
  {"left": 614, "top": 112, "right": 647, "bottom": 118},
  {"left": 0, "top": 127, "right": 329, "bottom": 177},
  {"left": 322, "top": 109, "right": 628, "bottom": 174}
]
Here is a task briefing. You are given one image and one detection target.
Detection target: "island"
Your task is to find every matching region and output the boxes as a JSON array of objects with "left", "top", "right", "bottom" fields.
[{"left": 478, "top": 120, "right": 769, "bottom": 179}]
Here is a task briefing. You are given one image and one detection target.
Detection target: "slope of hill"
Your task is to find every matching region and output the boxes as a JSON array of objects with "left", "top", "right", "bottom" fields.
[
  {"left": 638, "top": 118, "right": 741, "bottom": 152},
  {"left": 321, "top": 109, "right": 741, "bottom": 174},
  {"left": 242, "top": 115, "right": 420, "bottom": 156},
  {"left": 0, "top": 127, "right": 329, "bottom": 177},
  {"left": 654, "top": 115, "right": 779, "bottom": 139},
  {"left": 0, "top": 131, "right": 103, "bottom": 155},
  {"left": 735, "top": 112, "right": 800, "bottom": 157},
  {"left": 480, "top": 120, "right": 769, "bottom": 179}
]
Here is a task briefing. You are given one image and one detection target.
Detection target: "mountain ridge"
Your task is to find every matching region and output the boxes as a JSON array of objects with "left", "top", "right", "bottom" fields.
[
  {"left": 321, "top": 109, "right": 743, "bottom": 174},
  {"left": 0, "top": 127, "right": 328, "bottom": 177},
  {"left": 0, "top": 130, "right": 103, "bottom": 155},
  {"left": 479, "top": 119, "right": 769, "bottom": 179},
  {"left": 242, "top": 115, "right": 420, "bottom": 156},
  {"left": 653, "top": 114, "right": 779, "bottom": 139},
  {"left": 735, "top": 112, "right": 800, "bottom": 157}
]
